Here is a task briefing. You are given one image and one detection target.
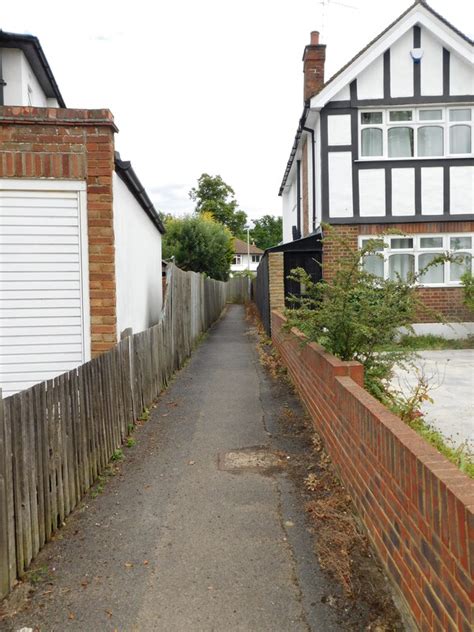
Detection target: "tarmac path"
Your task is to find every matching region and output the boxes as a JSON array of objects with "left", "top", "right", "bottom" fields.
[{"left": 2, "top": 305, "right": 345, "bottom": 632}]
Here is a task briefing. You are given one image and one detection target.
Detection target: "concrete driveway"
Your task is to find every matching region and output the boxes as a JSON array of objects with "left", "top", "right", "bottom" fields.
[{"left": 392, "top": 350, "right": 474, "bottom": 451}]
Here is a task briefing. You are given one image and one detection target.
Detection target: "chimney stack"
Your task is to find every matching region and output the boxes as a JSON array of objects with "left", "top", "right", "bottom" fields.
[{"left": 303, "top": 31, "right": 326, "bottom": 102}]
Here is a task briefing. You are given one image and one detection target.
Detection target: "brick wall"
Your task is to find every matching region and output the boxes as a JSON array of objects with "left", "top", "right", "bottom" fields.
[
  {"left": 324, "top": 223, "right": 474, "bottom": 322},
  {"left": 0, "top": 106, "right": 118, "bottom": 355},
  {"left": 272, "top": 311, "right": 474, "bottom": 631}
]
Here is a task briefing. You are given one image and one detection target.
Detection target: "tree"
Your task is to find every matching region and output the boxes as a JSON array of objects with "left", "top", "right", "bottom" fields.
[
  {"left": 250, "top": 215, "right": 282, "bottom": 251},
  {"left": 189, "top": 173, "right": 247, "bottom": 237},
  {"left": 162, "top": 213, "right": 234, "bottom": 281}
]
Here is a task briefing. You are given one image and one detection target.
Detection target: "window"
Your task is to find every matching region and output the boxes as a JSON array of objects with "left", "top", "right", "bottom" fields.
[
  {"left": 361, "top": 128, "right": 383, "bottom": 156},
  {"left": 417, "top": 126, "right": 443, "bottom": 156},
  {"left": 360, "top": 233, "right": 474, "bottom": 286},
  {"left": 232, "top": 255, "right": 242, "bottom": 265},
  {"left": 359, "top": 107, "right": 474, "bottom": 159},
  {"left": 251, "top": 255, "right": 261, "bottom": 263}
]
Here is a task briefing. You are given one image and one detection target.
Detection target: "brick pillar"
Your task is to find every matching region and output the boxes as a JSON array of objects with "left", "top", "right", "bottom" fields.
[
  {"left": 303, "top": 32, "right": 326, "bottom": 102},
  {"left": 268, "top": 252, "right": 285, "bottom": 330},
  {"left": 0, "top": 106, "right": 118, "bottom": 357}
]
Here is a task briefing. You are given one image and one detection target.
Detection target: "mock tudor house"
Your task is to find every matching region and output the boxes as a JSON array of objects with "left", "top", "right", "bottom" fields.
[
  {"left": 279, "top": 0, "right": 474, "bottom": 332},
  {"left": 231, "top": 238, "right": 263, "bottom": 274},
  {"left": 0, "top": 31, "right": 164, "bottom": 396}
]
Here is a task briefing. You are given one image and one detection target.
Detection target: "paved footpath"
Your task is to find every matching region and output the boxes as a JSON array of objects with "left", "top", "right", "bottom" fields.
[{"left": 2, "top": 305, "right": 344, "bottom": 632}]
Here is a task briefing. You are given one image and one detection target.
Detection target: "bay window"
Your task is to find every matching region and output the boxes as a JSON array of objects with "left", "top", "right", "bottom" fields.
[
  {"left": 360, "top": 107, "right": 474, "bottom": 159},
  {"left": 360, "top": 234, "right": 473, "bottom": 286}
]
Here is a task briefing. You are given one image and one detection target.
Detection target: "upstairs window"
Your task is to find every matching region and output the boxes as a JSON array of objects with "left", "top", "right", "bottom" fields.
[
  {"left": 251, "top": 255, "right": 261, "bottom": 263},
  {"left": 359, "top": 107, "right": 473, "bottom": 159}
]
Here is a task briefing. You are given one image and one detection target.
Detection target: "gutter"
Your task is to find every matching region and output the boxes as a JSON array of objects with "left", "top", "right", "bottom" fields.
[
  {"left": 114, "top": 152, "right": 165, "bottom": 235},
  {"left": 303, "top": 126, "right": 316, "bottom": 231},
  {"left": 278, "top": 102, "right": 309, "bottom": 196}
]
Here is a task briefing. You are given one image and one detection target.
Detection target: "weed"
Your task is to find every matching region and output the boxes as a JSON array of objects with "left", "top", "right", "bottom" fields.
[
  {"left": 25, "top": 565, "right": 49, "bottom": 585},
  {"left": 127, "top": 423, "right": 135, "bottom": 434},
  {"left": 139, "top": 408, "right": 150, "bottom": 422},
  {"left": 378, "top": 333, "right": 474, "bottom": 352},
  {"left": 126, "top": 437, "right": 136, "bottom": 448},
  {"left": 111, "top": 449, "right": 124, "bottom": 462}
]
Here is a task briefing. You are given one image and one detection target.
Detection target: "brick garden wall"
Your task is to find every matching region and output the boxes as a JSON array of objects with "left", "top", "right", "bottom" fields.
[
  {"left": 0, "top": 106, "right": 118, "bottom": 355},
  {"left": 272, "top": 310, "right": 474, "bottom": 631},
  {"left": 323, "top": 223, "right": 474, "bottom": 323}
]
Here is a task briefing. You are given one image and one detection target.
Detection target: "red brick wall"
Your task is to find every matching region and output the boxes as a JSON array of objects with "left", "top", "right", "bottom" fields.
[
  {"left": 0, "top": 106, "right": 118, "bottom": 355},
  {"left": 272, "top": 311, "right": 474, "bottom": 631},
  {"left": 324, "top": 223, "right": 474, "bottom": 322}
]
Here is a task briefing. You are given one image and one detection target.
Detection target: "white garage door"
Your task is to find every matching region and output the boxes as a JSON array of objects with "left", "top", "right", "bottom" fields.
[{"left": 0, "top": 180, "right": 90, "bottom": 397}]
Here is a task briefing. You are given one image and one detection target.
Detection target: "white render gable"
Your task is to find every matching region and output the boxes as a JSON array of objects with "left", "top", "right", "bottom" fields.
[{"left": 281, "top": 1, "right": 474, "bottom": 238}]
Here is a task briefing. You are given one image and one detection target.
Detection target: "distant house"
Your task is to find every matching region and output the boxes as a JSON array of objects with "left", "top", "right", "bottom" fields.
[
  {"left": 279, "top": 0, "right": 474, "bottom": 332},
  {"left": 231, "top": 238, "right": 264, "bottom": 274},
  {"left": 0, "top": 31, "right": 164, "bottom": 396}
]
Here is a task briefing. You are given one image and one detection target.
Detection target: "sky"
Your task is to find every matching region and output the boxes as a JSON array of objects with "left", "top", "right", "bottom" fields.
[{"left": 2, "top": 0, "right": 472, "bottom": 223}]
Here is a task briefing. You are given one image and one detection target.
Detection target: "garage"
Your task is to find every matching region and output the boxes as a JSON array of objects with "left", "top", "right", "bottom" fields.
[{"left": 0, "top": 180, "right": 89, "bottom": 397}]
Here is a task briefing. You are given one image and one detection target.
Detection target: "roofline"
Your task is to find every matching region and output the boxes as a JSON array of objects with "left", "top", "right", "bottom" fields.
[
  {"left": 278, "top": 103, "right": 309, "bottom": 196},
  {"left": 0, "top": 31, "right": 66, "bottom": 107},
  {"left": 114, "top": 152, "right": 165, "bottom": 235},
  {"left": 278, "top": 1, "right": 473, "bottom": 194}
]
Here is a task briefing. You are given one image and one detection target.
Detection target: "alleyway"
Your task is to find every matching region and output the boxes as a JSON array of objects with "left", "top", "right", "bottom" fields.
[{"left": 2, "top": 306, "right": 347, "bottom": 631}]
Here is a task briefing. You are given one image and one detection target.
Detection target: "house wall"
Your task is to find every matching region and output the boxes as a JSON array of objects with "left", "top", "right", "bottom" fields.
[
  {"left": 113, "top": 173, "right": 162, "bottom": 336},
  {"left": 0, "top": 106, "right": 118, "bottom": 356},
  {"left": 320, "top": 24, "right": 473, "bottom": 225},
  {"left": 272, "top": 311, "right": 474, "bottom": 632},
  {"left": 1, "top": 49, "right": 56, "bottom": 107},
  {"left": 322, "top": 222, "right": 474, "bottom": 323},
  {"left": 231, "top": 253, "right": 261, "bottom": 273}
]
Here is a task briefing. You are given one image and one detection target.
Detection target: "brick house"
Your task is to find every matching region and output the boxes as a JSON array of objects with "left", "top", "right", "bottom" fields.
[
  {"left": 279, "top": 0, "right": 474, "bottom": 334},
  {"left": 0, "top": 32, "right": 164, "bottom": 396}
]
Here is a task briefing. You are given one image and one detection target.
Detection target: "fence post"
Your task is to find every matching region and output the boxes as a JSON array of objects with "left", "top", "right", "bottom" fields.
[{"left": 0, "top": 390, "right": 15, "bottom": 597}]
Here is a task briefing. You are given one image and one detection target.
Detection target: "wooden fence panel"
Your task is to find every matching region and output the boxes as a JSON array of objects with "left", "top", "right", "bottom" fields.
[{"left": 0, "top": 263, "right": 245, "bottom": 599}]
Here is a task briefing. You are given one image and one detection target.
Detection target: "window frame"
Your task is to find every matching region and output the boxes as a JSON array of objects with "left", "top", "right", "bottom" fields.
[
  {"left": 232, "top": 254, "right": 242, "bottom": 266},
  {"left": 358, "top": 233, "right": 474, "bottom": 287},
  {"left": 359, "top": 106, "right": 474, "bottom": 160}
]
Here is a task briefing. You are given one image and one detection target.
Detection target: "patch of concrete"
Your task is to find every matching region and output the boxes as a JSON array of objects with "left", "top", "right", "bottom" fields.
[
  {"left": 392, "top": 349, "right": 474, "bottom": 450},
  {"left": 218, "top": 446, "right": 286, "bottom": 472}
]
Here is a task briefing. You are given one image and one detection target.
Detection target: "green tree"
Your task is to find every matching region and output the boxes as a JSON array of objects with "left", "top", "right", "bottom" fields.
[
  {"left": 461, "top": 271, "right": 474, "bottom": 312},
  {"left": 250, "top": 215, "right": 282, "bottom": 251},
  {"left": 189, "top": 173, "right": 247, "bottom": 237},
  {"left": 162, "top": 213, "right": 234, "bottom": 281}
]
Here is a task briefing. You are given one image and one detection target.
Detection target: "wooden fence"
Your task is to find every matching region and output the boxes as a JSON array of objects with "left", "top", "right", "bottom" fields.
[{"left": 0, "top": 265, "right": 247, "bottom": 598}]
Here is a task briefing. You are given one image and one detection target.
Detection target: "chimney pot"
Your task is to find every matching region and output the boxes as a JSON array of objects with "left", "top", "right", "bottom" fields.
[{"left": 310, "top": 31, "right": 320, "bottom": 45}]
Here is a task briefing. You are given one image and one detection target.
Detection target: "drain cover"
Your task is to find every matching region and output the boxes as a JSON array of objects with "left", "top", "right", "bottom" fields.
[{"left": 219, "top": 447, "right": 285, "bottom": 472}]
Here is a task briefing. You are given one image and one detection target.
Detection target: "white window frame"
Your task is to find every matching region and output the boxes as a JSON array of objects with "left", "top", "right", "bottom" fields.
[
  {"left": 359, "top": 106, "right": 474, "bottom": 160},
  {"left": 358, "top": 233, "right": 474, "bottom": 287},
  {"left": 251, "top": 254, "right": 261, "bottom": 263},
  {"left": 233, "top": 254, "right": 242, "bottom": 265}
]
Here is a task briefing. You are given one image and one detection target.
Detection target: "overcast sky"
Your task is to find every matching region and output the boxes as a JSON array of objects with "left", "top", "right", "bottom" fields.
[{"left": 2, "top": 0, "right": 472, "bottom": 222}]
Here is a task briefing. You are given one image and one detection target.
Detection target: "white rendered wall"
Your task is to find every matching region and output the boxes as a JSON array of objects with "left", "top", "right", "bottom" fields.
[
  {"left": 328, "top": 152, "right": 353, "bottom": 218},
  {"left": 1, "top": 48, "right": 52, "bottom": 106},
  {"left": 390, "top": 30, "right": 414, "bottom": 97},
  {"left": 327, "top": 114, "right": 351, "bottom": 146},
  {"left": 230, "top": 254, "right": 260, "bottom": 273},
  {"left": 450, "top": 53, "right": 473, "bottom": 95},
  {"left": 113, "top": 173, "right": 163, "bottom": 336},
  {"left": 2, "top": 49, "right": 24, "bottom": 104},
  {"left": 421, "top": 167, "right": 444, "bottom": 215},
  {"left": 392, "top": 168, "right": 415, "bottom": 216},
  {"left": 359, "top": 170, "right": 386, "bottom": 217},
  {"left": 357, "top": 54, "right": 384, "bottom": 100},
  {"left": 281, "top": 187, "right": 293, "bottom": 243},
  {"left": 450, "top": 166, "right": 474, "bottom": 214},
  {"left": 420, "top": 29, "right": 443, "bottom": 96}
]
